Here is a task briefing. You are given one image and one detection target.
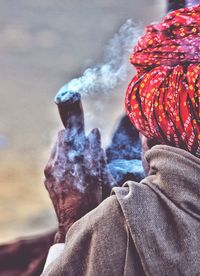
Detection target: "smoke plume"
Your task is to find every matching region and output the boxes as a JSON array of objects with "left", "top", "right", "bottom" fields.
[
  {"left": 55, "top": 19, "right": 143, "bottom": 103},
  {"left": 54, "top": 20, "right": 145, "bottom": 182}
]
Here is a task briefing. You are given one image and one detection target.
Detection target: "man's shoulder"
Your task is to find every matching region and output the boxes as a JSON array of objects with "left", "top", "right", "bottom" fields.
[
  {"left": 67, "top": 194, "right": 126, "bottom": 239},
  {"left": 43, "top": 195, "right": 130, "bottom": 276}
]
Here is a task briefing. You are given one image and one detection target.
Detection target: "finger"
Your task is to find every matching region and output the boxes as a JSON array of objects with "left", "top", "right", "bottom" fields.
[
  {"left": 99, "top": 149, "right": 116, "bottom": 198},
  {"left": 84, "top": 128, "right": 102, "bottom": 177},
  {"left": 58, "top": 128, "right": 86, "bottom": 156},
  {"left": 87, "top": 128, "right": 101, "bottom": 157},
  {"left": 44, "top": 130, "right": 69, "bottom": 178},
  {"left": 57, "top": 129, "right": 70, "bottom": 147},
  {"left": 89, "top": 128, "right": 101, "bottom": 146},
  {"left": 52, "top": 129, "right": 85, "bottom": 180},
  {"left": 55, "top": 129, "right": 74, "bottom": 160},
  {"left": 99, "top": 149, "right": 115, "bottom": 185}
]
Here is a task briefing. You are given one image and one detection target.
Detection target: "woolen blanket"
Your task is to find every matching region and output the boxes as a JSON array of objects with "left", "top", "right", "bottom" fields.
[{"left": 43, "top": 145, "right": 200, "bottom": 275}]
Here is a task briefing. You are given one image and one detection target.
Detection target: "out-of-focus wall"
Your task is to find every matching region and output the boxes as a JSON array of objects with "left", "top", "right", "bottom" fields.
[{"left": 0, "top": 0, "right": 166, "bottom": 242}]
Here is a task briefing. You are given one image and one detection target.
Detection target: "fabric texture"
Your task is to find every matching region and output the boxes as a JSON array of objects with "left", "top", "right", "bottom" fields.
[
  {"left": 114, "top": 145, "right": 200, "bottom": 275},
  {"left": 42, "top": 194, "right": 145, "bottom": 276},
  {"left": 43, "top": 244, "right": 65, "bottom": 272},
  {"left": 125, "top": 5, "right": 200, "bottom": 157},
  {"left": 42, "top": 145, "right": 200, "bottom": 276}
]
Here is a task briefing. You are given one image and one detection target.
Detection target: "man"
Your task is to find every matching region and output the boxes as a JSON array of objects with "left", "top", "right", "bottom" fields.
[{"left": 42, "top": 3, "right": 200, "bottom": 275}]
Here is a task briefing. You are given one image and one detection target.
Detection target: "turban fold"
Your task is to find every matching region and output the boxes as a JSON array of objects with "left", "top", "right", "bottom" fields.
[{"left": 125, "top": 5, "right": 200, "bottom": 157}]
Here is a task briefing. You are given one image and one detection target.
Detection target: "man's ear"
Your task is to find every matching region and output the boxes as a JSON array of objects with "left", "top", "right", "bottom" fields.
[{"left": 139, "top": 133, "right": 160, "bottom": 175}]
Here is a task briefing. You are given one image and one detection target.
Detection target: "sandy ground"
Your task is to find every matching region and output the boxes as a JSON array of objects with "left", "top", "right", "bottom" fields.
[{"left": 0, "top": 0, "right": 166, "bottom": 243}]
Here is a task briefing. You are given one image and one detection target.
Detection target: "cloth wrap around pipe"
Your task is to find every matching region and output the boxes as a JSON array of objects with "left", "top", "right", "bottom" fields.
[{"left": 125, "top": 5, "right": 200, "bottom": 157}]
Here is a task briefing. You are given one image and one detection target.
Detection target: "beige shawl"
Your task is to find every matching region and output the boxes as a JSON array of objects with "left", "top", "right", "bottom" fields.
[{"left": 43, "top": 145, "right": 200, "bottom": 275}]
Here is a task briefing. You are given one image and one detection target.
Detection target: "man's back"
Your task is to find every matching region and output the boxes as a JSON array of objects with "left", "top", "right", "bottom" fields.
[{"left": 43, "top": 145, "right": 200, "bottom": 275}]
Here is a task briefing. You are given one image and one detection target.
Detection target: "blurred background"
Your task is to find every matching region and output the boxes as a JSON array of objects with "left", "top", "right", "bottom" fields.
[{"left": 0, "top": 0, "right": 166, "bottom": 243}]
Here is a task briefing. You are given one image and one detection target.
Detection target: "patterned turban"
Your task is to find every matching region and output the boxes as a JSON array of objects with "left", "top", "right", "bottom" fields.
[{"left": 125, "top": 5, "right": 200, "bottom": 157}]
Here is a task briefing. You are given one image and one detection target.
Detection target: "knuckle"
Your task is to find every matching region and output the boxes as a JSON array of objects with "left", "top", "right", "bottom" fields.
[
  {"left": 44, "top": 178, "right": 49, "bottom": 189},
  {"left": 58, "top": 129, "right": 67, "bottom": 141}
]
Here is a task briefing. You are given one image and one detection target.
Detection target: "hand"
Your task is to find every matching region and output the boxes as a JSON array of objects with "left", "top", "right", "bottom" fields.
[{"left": 44, "top": 128, "right": 114, "bottom": 243}]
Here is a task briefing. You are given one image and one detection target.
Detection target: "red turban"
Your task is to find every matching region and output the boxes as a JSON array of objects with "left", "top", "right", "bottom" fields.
[{"left": 125, "top": 5, "right": 200, "bottom": 157}]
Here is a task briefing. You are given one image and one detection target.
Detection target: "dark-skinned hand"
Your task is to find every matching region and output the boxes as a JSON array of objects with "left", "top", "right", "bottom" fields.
[{"left": 44, "top": 128, "right": 114, "bottom": 243}]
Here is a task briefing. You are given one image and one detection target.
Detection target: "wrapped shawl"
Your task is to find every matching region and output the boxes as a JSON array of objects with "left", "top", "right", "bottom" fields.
[{"left": 42, "top": 145, "right": 200, "bottom": 275}]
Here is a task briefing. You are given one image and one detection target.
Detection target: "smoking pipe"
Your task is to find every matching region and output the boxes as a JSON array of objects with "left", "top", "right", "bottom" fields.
[{"left": 54, "top": 90, "right": 85, "bottom": 134}]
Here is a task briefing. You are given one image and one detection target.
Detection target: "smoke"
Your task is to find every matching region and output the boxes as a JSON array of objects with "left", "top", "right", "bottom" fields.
[
  {"left": 55, "top": 19, "right": 143, "bottom": 103},
  {"left": 53, "top": 19, "right": 145, "bottom": 183}
]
